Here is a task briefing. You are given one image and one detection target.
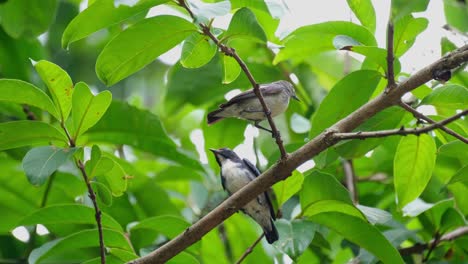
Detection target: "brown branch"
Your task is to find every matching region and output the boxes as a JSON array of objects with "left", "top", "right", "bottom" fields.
[
  {"left": 386, "top": 21, "right": 396, "bottom": 91},
  {"left": 127, "top": 40, "right": 468, "bottom": 264},
  {"left": 400, "top": 226, "right": 468, "bottom": 256},
  {"left": 200, "top": 24, "right": 288, "bottom": 159},
  {"left": 77, "top": 160, "right": 106, "bottom": 264},
  {"left": 235, "top": 234, "right": 265, "bottom": 264},
  {"left": 399, "top": 102, "right": 468, "bottom": 143},
  {"left": 343, "top": 160, "right": 358, "bottom": 204},
  {"left": 334, "top": 110, "right": 467, "bottom": 140}
]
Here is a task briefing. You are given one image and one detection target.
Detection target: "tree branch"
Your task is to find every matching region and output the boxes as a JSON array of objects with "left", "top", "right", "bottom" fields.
[
  {"left": 343, "top": 160, "right": 358, "bottom": 204},
  {"left": 399, "top": 226, "right": 468, "bottom": 256},
  {"left": 334, "top": 110, "right": 467, "bottom": 140},
  {"left": 235, "top": 234, "right": 264, "bottom": 264},
  {"left": 77, "top": 160, "right": 106, "bottom": 264},
  {"left": 399, "top": 102, "right": 468, "bottom": 143},
  {"left": 127, "top": 41, "right": 468, "bottom": 264},
  {"left": 386, "top": 21, "right": 396, "bottom": 91}
]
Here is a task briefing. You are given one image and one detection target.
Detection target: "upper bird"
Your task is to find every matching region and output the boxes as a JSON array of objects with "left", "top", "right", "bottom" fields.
[
  {"left": 207, "top": 80, "right": 299, "bottom": 133},
  {"left": 210, "top": 148, "right": 279, "bottom": 244}
]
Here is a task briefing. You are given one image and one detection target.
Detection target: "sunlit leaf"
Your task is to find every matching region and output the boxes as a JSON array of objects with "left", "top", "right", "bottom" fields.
[
  {"left": 181, "top": 33, "right": 217, "bottom": 69},
  {"left": 347, "top": 0, "right": 376, "bottom": 33},
  {"left": 394, "top": 15, "right": 428, "bottom": 57},
  {"left": 420, "top": 84, "right": 468, "bottom": 110},
  {"left": 224, "top": 7, "right": 267, "bottom": 43},
  {"left": 0, "top": 121, "right": 68, "bottom": 150},
  {"left": 273, "top": 170, "right": 304, "bottom": 206}
]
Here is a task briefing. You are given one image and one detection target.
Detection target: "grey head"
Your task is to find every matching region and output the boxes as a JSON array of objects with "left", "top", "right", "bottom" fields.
[
  {"left": 209, "top": 148, "right": 242, "bottom": 166},
  {"left": 275, "top": 80, "right": 299, "bottom": 101}
]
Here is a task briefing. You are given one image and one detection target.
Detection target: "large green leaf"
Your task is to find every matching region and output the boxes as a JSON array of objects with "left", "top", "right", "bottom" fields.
[
  {"left": 224, "top": 7, "right": 267, "bottom": 43},
  {"left": 180, "top": 33, "right": 217, "bottom": 69},
  {"left": 303, "top": 200, "right": 366, "bottom": 220},
  {"left": 0, "top": 79, "right": 59, "bottom": 119},
  {"left": 19, "top": 204, "right": 122, "bottom": 231},
  {"left": 394, "top": 134, "right": 437, "bottom": 208},
  {"left": 22, "top": 146, "right": 77, "bottom": 186},
  {"left": 130, "top": 215, "right": 190, "bottom": 238},
  {"left": 310, "top": 212, "right": 404, "bottom": 263},
  {"left": 336, "top": 107, "right": 406, "bottom": 158},
  {"left": 96, "top": 15, "right": 197, "bottom": 86},
  {"left": 391, "top": 0, "right": 429, "bottom": 21},
  {"left": 82, "top": 101, "right": 202, "bottom": 170},
  {"left": 62, "top": 0, "right": 170, "bottom": 47},
  {"left": 443, "top": 0, "right": 468, "bottom": 32},
  {"left": 35, "top": 60, "right": 74, "bottom": 122},
  {"left": 28, "top": 228, "right": 132, "bottom": 264},
  {"left": 273, "top": 170, "right": 304, "bottom": 206},
  {"left": 420, "top": 84, "right": 468, "bottom": 110},
  {"left": 310, "top": 70, "right": 381, "bottom": 138},
  {"left": 300, "top": 171, "right": 353, "bottom": 210},
  {"left": 350, "top": 46, "right": 401, "bottom": 74},
  {"left": 0, "top": 0, "right": 57, "bottom": 38},
  {"left": 275, "top": 219, "right": 316, "bottom": 260},
  {"left": 0, "top": 121, "right": 68, "bottom": 150},
  {"left": 393, "top": 15, "right": 428, "bottom": 57},
  {"left": 346, "top": 0, "right": 376, "bottom": 33},
  {"left": 71, "top": 82, "right": 112, "bottom": 138},
  {"left": 275, "top": 21, "right": 376, "bottom": 64}
]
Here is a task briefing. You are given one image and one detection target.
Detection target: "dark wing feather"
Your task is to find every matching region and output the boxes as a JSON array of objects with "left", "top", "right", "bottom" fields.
[
  {"left": 220, "top": 83, "right": 284, "bottom": 108},
  {"left": 242, "top": 159, "right": 276, "bottom": 220},
  {"left": 220, "top": 172, "right": 227, "bottom": 192}
]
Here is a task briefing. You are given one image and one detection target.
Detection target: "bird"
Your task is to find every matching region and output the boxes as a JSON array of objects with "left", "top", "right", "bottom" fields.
[
  {"left": 210, "top": 148, "right": 279, "bottom": 244},
  {"left": 207, "top": 80, "right": 299, "bottom": 133}
]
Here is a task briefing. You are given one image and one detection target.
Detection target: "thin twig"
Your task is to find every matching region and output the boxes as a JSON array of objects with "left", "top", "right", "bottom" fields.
[
  {"left": 400, "top": 226, "right": 468, "bottom": 255},
  {"left": 334, "top": 110, "right": 467, "bottom": 140},
  {"left": 386, "top": 21, "right": 396, "bottom": 91},
  {"left": 200, "top": 24, "right": 287, "bottom": 159},
  {"left": 343, "top": 160, "right": 358, "bottom": 204},
  {"left": 399, "top": 102, "right": 468, "bottom": 143},
  {"left": 357, "top": 173, "right": 388, "bottom": 183},
  {"left": 423, "top": 232, "right": 441, "bottom": 261},
  {"left": 235, "top": 234, "right": 265, "bottom": 264},
  {"left": 77, "top": 160, "right": 106, "bottom": 264}
]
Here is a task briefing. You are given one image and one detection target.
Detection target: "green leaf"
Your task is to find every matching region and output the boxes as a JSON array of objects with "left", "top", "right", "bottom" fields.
[
  {"left": 440, "top": 207, "right": 465, "bottom": 233},
  {"left": 35, "top": 60, "right": 74, "bottom": 122},
  {"left": 303, "top": 200, "right": 366, "bottom": 220},
  {"left": 29, "top": 228, "right": 132, "bottom": 264},
  {"left": 300, "top": 171, "right": 353, "bottom": 210},
  {"left": 130, "top": 215, "right": 190, "bottom": 238},
  {"left": 62, "top": 0, "right": 170, "bottom": 47},
  {"left": 222, "top": 54, "right": 242, "bottom": 84},
  {"left": 97, "top": 160, "right": 127, "bottom": 197},
  {"left": 347, "top": 0, "right": 376, "bottom": 33},
  {"left": 352, "top": 46, "right": 401, "bottom": 74},
  {"left": 443, "top": 0, "right": 468, "bottom": 32},
  {"left": 180, "top": 33, "right": 217, "bottom": 69},
  {"left": 96, "top": 15, "right": 197, "bottom": 86},
  {"left": 0, "top": 121, "right": 68, "bottom": 150},
  {"left": 310, "top": 70, "right": 381, "bottom": 138},
  {"left": 82, "top": 101, "right": 202, "bottom": 170},
  {"left": 273, "top": 170, "right": 304, "bottom": 207},
  {"left": 71, "top": 82, "right": 112, "bottom": 138},
  {"left": 91, "top": 181, "right": 113, "bottom": 206},
  {"left": 391, "top": 0, "right": 429, "bottom": 21},
  {"left": 224, "top": 7, "right": 267, "bottom": 43},
  {"left": 85, "top": 145, "right": 115, "bottom": 178},
  {"left": 275, "top": 21, "right": 376, "bottom": 64},
  {"left": 394, "top": 16, "right": 428, "bottom": 57},
  {"left": 22, "top": 146, "right": 77, "bottom": 186},
  {"left": 166, "top": 55, "right": 223, "bottom": 112},
  {"left": 420, "top": 84, "right": 468, "bottom": 110},
  {"left": 0, "top": 0, "right": 57, "bottom": 38},
  {"left": 336, "top": 107, "right": 406, "bottom": 158},
  {"left": 332, "top": 35, "right": 362, "bottom": 50},
  {"left": 19, "top": 204, "right": 122, "bottom": 231},
  {"left": 448, "top": 165, "right": 468, "bottom": 186},
  {"left": 394, "top": 134, "right": 437, "bottom": 208},
  {"left": 439, "top": 141, "right": 468, "bottom": 164},
  {"left": 310, "top": 212, "right": 404, "bottom": 264},
  {"left": 0, "top": 79, "right": 59, "bottom": 119},
  {"left": 275, "top": 219, "right": 316, "bottom": 260},
  {"left": 168, "top": 251, "right": 201, "bottom": 264}
]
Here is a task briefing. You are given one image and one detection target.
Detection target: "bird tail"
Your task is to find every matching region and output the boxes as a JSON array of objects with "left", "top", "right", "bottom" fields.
[
  {"left": 264, "top": 219, "right": 279, "bottom": 244},
  {"left": 207, "top": 109, "right": 225, "bottom": 125}
]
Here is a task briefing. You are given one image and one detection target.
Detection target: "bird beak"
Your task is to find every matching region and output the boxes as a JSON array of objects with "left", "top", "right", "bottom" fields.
[
  {"left": 292, "top": 95, "right": 300, "bottom": 102},
  {"left": 209, "top": 148, "right": 220, "bottom": 154}
]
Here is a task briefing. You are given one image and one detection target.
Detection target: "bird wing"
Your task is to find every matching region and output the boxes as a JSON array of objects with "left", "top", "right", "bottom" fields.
[
  {"left": 220, "top": 172, "right": 227, "bottom": 192},
  {"left": 242, "top": 158, "right": 277, "bottom": 220},
  {"left": 220, "top": 83, "right": 284, "bottom": 108}
]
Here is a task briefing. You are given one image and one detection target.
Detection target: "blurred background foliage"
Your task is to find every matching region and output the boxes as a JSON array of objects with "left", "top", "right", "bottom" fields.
[{"left": 0, "top": 0, "right": 467, "bottom": 263}]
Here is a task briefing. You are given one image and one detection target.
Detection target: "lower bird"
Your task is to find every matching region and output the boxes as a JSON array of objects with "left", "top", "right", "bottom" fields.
[
  {"left": 210, "top": 148, "right": 279, "bottom": 244},
  {"left": 207, "top": 80, "right": 299, "bottom": 133}
]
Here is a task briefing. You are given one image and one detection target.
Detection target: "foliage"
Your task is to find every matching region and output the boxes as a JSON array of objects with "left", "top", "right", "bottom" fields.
[{"left": 0, "top": 0, "right": 467, "bottom": 263}]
